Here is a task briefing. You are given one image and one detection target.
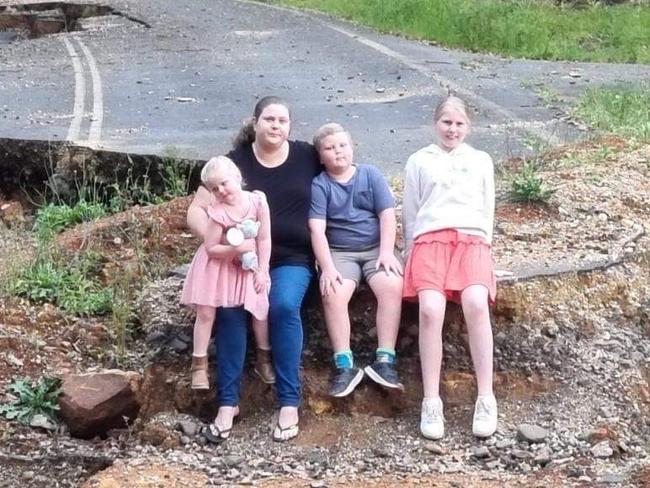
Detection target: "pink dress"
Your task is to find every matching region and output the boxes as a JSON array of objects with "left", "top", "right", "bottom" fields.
[{"left": 180, "top": 192, "right": 269, "bottom": 320}]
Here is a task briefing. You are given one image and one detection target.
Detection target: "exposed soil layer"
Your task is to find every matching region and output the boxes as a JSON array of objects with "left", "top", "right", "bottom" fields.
[{"left": 0, "top": 136, "right": 648, "bottom": 487}]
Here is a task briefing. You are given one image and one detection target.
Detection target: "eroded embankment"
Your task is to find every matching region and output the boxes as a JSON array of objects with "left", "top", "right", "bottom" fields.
[{"left": 0, "top": 138, "right": 201, "bottom": 203}]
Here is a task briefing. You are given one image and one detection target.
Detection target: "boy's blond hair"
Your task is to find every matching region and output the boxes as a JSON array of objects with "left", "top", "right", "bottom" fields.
[{"left": 312, "top": 123, "right": 352, "bottom": 151}]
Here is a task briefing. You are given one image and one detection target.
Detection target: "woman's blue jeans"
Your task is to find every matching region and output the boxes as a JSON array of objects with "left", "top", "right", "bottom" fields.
[{"left": 215, "top": 265, "right": 313, "bottom": 407}]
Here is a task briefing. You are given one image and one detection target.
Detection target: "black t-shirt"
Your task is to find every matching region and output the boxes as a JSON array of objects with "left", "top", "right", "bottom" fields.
[{"left": 228, "top": 140, "right": 321, "bottom": 268}]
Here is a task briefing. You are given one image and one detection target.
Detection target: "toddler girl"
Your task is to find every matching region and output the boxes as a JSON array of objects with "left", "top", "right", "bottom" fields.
[
  {"left": 402, "top": 96, "right": 497, "bottom": 439},
  {"left": 181, "top": 156, "right": 272, "bottom": 390}
]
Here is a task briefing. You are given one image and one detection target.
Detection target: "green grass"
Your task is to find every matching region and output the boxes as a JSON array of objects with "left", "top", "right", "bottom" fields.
[
  {"left": 7, "top": 250, "right": 113, "bottom": 316},
  {"left": 35, "top": 200, "right": 106, "bottom": 240},
  {"left": 270, "top": 0, "right": 650, "bottom": 63},
  {"left": 575, "top": 86, "right": 650, "bottom": 139}
]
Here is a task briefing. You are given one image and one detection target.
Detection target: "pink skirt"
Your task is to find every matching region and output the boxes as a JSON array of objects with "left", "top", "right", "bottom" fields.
[{"left": 403, "top": 229, "right": 496, "bottom": 305}]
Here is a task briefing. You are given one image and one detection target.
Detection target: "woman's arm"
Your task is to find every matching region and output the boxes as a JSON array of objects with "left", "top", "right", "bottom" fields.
[
  {"left": 186, "top": 185, "right": 214, "bottom": 239},
  {"left": 256, "top": 194, "right": 272, "bottom": 271}
]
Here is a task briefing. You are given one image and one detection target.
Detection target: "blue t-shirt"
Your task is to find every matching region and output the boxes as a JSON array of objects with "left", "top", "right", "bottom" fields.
[{"left": 309, "top": 164, "right": 394, "bottom": 250}]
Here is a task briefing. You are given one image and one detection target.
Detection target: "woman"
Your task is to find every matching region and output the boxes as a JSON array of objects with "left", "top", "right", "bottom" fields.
[{"left": 187, "top": 96, "right": 320, "bottom": 442}]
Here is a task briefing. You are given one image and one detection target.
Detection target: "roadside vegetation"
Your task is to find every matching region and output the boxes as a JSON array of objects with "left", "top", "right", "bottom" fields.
[
  {"left": 270, "top": 0, "right": 650, "bottom": 63},
  {"left": 2, "top": 148, "right": 193, "bottom": 364},
  {"left": 575, "top": 85, "right": 650, "bottom": 140}
]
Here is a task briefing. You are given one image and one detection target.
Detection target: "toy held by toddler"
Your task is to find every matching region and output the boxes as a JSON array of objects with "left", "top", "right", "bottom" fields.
[{"left": 180, "top": 155, "right": 273, "bottom": 390}]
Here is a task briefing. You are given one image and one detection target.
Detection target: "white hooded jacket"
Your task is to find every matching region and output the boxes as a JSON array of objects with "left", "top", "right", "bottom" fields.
[{"left": 402, "top": 142, "right": 495, "bottom": 251}]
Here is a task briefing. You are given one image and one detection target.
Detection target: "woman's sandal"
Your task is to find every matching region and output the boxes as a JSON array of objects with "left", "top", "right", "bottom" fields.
[
  {"left": 204, "top": 423, "right": 232, "bottom": 444},
  {"left": 272, "top": 421, "right": 299, "bottom": 442},
  {"left": 204, "top": 408, "right": 240, "bottom": 444}
]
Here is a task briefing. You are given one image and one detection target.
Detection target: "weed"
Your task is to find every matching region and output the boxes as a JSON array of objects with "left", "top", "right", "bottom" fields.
[
  {"left": 160, "top": 146, "right": 191, "bottom": 200},
  {"left": 0, "top": 377, "right": 61, "bottom": 425},
  {"left": 35, "top": 200, "right": 106, "bottom": 240},
  {"left": 509, "top": 161, "right": 555, "bottom": 203},
  {"left": 108, "top": 265, "right": 138, "bottom": 366},
  {"left": 522, "top": 134, "right": 552, "bottom": 155},
  {"left": 7, "top": 249, "right": 112, "bottom": 316},
  {"left": 575, "top": 86, "right": 650, "bottom": 140},
  {"left": 536, "top": 86, "right": 562, "bottom": 107}
]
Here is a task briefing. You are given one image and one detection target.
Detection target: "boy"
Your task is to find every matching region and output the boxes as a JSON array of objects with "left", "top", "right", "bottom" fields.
[{"left": 308, "top": 123, "right": 404, "bottom": 397}]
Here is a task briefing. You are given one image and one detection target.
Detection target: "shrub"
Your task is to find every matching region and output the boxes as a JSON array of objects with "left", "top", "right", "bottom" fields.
[{"left": 509, "top": 161, "right": 554, "bottom": 203}]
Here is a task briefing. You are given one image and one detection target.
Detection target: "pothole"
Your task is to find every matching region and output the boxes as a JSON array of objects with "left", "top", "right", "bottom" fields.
[{"left": 0, "top": 2, "right": 149, "bottom": 43}]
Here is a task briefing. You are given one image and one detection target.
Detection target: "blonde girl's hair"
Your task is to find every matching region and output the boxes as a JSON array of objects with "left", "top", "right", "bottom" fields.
[
  {"left": 200, "top": 156, "right": 243, "bottom": 188},
  {"left": 433, "top": 96, "right": 472, "bottom": 125},
  {"left": 312, "top": 122, "right": 352, "bottom": 151},
  {"left": 233, "top": 95, "right": 292, "bottom": 148}
]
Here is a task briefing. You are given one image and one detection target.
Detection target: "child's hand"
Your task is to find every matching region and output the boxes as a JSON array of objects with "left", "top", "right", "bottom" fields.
[
  {"left": 319, "top": 268, "right": 344, "bottom": 296},
  {"left": 375, "top": 252, "right": 403, "bottom": 276},
  {"left": 253, "top": 270, "right": 271, "bottom": 294},
  {"left": 235, "top": 238, "right": 256, "bottom": 254}
]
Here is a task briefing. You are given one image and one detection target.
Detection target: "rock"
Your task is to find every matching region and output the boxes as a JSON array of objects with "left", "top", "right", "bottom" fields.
[
  {"left": 517, "top": 424, "right": 548, "bottom": 443},
  {"left": 170, "top": 337, "right": 189, "bottom": 353},
  {"left": 600, "top": 473, "right": 626, "bottom": 484},
  {"left": 59, "top": 370, "right": 142, "bottom": 439},
  {"left": 177, "top": 420, "right": 199, "bottom": 436},
  {"left": 29, "top": 413, "right": 56, "bottom": 430},
  {"left": 591, "top": 441, "right": 614, "bottom": 458},
  {"left": 0, "top": 201, "right": 25, "bottom": 227},
  {"left": 424, "top": 442, "right": 445, "bottom": 455},
  {"left": 534, "top": 447, "right": 553, "bottom": 466},
  {"left": 472, "top": 446, "right": 490, "bottom": 459},
  {"left": 510, "top": 448, "right": 530, "bottom": 460},
  {"left": 541, "top": 321, "right": 559, "bottom": 338}
]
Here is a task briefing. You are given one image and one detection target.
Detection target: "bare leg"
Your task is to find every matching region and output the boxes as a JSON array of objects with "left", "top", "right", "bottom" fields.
[
  {"left": 252, "top": 317, "right": 271, "bottom": 350},
  {"left": 321, "top": 279, "right": 357, "bottom": 353},
  {"left": 461, "top": 285, "right": 494, "bottom": 396},
  {"left": 418, "top": 290, "right": 447, "bottom": 398},
  {"left": 367, "top": 272, "right": 403, "bottom": 351},
  {"left": 193, "top": 305, "right": 216, "bottom": 356}
]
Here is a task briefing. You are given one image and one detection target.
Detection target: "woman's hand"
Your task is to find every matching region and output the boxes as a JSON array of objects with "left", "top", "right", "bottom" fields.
[
  {"left": 319, "top": 268, "right": 344, "bottom": 296},
  {"left": 253, "top": 269, "right": 271, "bottom": 294},
  {"left": 375, "top": 251, "right": 403, "bottom": 276}
]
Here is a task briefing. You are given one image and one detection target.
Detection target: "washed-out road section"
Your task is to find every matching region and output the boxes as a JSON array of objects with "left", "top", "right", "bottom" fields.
[{"left": 1, "top": 0, "right": 649, "bottom": 174}]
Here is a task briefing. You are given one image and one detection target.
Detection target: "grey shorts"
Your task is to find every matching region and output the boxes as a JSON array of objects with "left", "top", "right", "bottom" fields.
[{"left": 328, "top": 245, "right": 403, "bottom": 285}]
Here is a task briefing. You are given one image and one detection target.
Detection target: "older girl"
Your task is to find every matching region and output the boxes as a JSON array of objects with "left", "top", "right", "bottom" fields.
[{"left": 402, "top": 96, "right": 497, "bottom": 440}]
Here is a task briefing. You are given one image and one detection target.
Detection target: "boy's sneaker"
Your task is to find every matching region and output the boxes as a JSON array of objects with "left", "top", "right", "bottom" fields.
[
  {"left": 364, "top": 362, "right": 403, "bottom": 390},
  {"left": 329, "top": 367, "right": 364, "bottom": 397},
  {"left": 472, "top": 395, "right": 498, "bottom": 437},
  {"left": 420, "top": 397, "right": 444, "bottom": 440}
]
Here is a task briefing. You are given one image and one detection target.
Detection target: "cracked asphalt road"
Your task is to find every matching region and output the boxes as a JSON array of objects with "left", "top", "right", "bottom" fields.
[{"left": 0, "top": 0, "right": 649, "bottom": 173}]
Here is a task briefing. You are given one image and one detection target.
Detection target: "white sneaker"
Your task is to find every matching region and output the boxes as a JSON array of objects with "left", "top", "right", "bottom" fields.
[
  {"left": 420, "top": 397, "right": 445, "bottom": 440},
  {"left": 472, "top": 395, "right": 498, "bottom": 437}
]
